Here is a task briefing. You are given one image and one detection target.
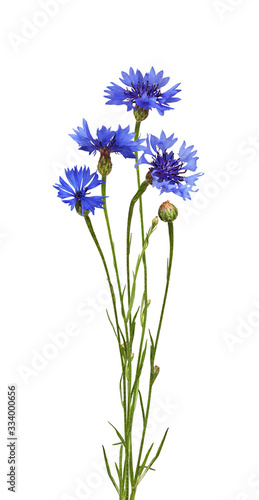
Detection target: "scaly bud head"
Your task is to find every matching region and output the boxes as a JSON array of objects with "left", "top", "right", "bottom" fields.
[
  {"left": 158, "top": 201, "right": 178, "bottom": 222},
  {"left": 97, "top": 149, "right": 112, "bottom": 176},
  {"left": 133, "top": 105, "right": 149, "bottom": 122}
]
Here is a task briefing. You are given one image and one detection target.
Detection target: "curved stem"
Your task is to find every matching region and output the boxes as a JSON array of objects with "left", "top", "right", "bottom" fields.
[{"left": 83, "top": 213, "right": 121, "bottom": 336}]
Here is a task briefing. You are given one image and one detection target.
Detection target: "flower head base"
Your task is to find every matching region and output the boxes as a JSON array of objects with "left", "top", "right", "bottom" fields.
[
  {"left": 104, "top": 67, "right": 181, "bottom": 117},
  {"left": 133, "top": 106, "right": 149, "bottom": 122},
  {"left": 53, "top": 166, "right": 106, "bottom": 215},
  {"left": 97, "top": 150, "right": 112, "bottom": 177},
  {"left": 158, "top": 201, "right": 178, "bottom": 222},
  {"left": 139, "top": 131, "right": 203, "bottom": 200},
  {"left": 69, "top": 120, "right": 145, "bottom": 174}
]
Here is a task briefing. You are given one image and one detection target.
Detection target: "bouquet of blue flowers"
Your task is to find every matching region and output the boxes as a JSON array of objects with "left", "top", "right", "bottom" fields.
[{"left": 54, "top": 67, "right": 203, "bottom": 500}]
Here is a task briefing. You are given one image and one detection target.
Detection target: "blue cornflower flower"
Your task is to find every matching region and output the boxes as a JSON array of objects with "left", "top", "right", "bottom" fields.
[
  {"left": 138, "top": 131, "right": 203, "bottom": 200},
  {"left": 69, "top": 120, "right": 145, "bottom": 176},
  {"left": 104, "top": 67, "right": 181, "bottom": 119},
  {"left": 53, "top": 166, "right": 106, "bottom": 215}
]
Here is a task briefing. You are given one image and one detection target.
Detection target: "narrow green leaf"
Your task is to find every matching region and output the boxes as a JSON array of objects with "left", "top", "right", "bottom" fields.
[
  {"left": 138, "top": 390, "right": 145, "bottom": 424},
  {"left": 106, "top": 310, "right": 118, "bottom": 339},
  {"left": 119, "top": 374, "right": 124, "bottom": 408},
  {"left": 127, "top": 222, "right": 157, "bottom": 322},
  {"left": 108, "top": 421, "right": 126, "bottom": 448},
  {"left": 102, "top": 446, "right": 119, "bottom": 493},
  {"left": 119, "top": 445, "right": 124, "bottom": 499},
  {"left": 130, "top": 320, "right": 136, "bottom": 342},
  {"left": 138, "top": 442, "right": 154, "bottom": 477},
  {"left": 130, "top": 306, "right": 140, "bottom": 342},
  {"left": 149, "top": 330, "right": 155, "bottom": 364},
  {"left": 137, "top": 428, "right": 169, "bottom": 485},
  {"left": 119, "top": 328, "right": 127, "bottom": 347},
  {"left": 129, "top": 379, "right": 139, "bottom": 425},
  {"left": 115, "top": 462, "right": 120, "bottom": 481},
  {"left": 149, "top": 329, "right": 154, "bottom": 348},
  {"left": 140, "top": 292, "right": 150, "bottom": 327},
  {"left": 139, "top": 340, "right": 148, "bottom": 373},
  {"left": 132, "top": 306, "right": 140, "bottom": 324}
]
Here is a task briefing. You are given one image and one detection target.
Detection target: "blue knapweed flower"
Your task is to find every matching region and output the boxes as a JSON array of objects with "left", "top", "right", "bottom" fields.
[
  {"left": 104, "top": 67, "right": 181, "bottom": 120},
  {"left": 69, "top": 120, "right": 145, "bottom": 175},
  {"left": 139, "top": 131, "right": 203, "bottom": 200},
  {"left": 53, "top": 166, "right": 106, "bottom": 215}
]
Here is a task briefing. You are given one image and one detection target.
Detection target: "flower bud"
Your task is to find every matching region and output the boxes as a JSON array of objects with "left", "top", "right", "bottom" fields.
[
  {"left": 158, "top": 201, "right": 178, "bottom": 222},
  {"left": 133, "top": 106, "right": 149, "bottom": 122},
  {"left": 152, "top": 365, "right": 160, "bottom": 383},
  {"left": 97, "top": 149, "right": 112, "bottom": 176},
  {"left": 152, "top": 216, "right": 159, "bottom": 229}
]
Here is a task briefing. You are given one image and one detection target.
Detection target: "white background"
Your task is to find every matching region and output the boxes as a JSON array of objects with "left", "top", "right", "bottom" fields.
[{"left": 1, "top": 1, "right": 259, "bottom": 499}]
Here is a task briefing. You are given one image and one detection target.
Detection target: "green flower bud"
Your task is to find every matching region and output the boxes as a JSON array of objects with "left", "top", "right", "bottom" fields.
[
  {"left": 152, "top": 216, "right": 159, "bottom": 229},
  {"left": 97, "top": 149, "right": 112, "bottom": 176},
  {"left": 158, "top": 201, "right": 178, "bottom": 222},
  {"left": 133, "top": 105, "right": 149, "bottom": 122}
]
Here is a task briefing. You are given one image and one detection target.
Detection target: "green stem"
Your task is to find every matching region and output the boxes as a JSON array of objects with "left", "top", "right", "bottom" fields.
[
  {"left": 84, "top": 211, "right": 128, "bottom": 459},
  {"left": 100, "top": 177, "right": 130, "bottom": 499},
  {"left": 154, "top": 222, "right": 174, "bottom": 352},
  {"left": 83, "top": 213, "right": 121, "bottom": 337},
  {"left": 134, "top": 120, "right": 145, "bottom": 248},
  {"left": 133, "top": 222, "right": 175, "bottom": 488},
  {"left": 133, "top": 118, "right": 149, "bottom": 404},
  {"left": 101, "top": 177, "right": 128, "bottom": 326},
  {"left": 124, "top": 121, "right": 150, "bottom": 500},
  {"left": 125, "top": 179, "right": 148, "bottom": 500},
  {"left": 126, "top": 181, "right": 149, "bottom": 319}
]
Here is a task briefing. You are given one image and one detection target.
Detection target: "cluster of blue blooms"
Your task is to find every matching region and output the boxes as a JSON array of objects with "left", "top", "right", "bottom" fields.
[{"left": 54, "top": 67, "right": 203, "bottom": 214}]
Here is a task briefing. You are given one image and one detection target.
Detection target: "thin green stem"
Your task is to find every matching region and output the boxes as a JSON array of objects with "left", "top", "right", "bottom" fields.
[
  {"left": 99, "top": 180, "right": 131, "bottom": 499},
  {"left": 133, "top": 118, "right": 149, "bottom": 398},
  {"left": 134, "top": 120, "right": 145, "bottom": 249},
  {"left": 133, "top": 222, "right": 175, "bottom": 488},
  {"left": 125, "top": 179, "right": 148, "bottom": 500},
  {"left": 126, "top": 181, "right": 149, "bottom": 318},
  {"left": 101, "top": 177, "right": 128, "bottom": 325},
  {"left": 123, "top": 120, "right": 150, "bottom": 500},
  {"left": 154, "top": 222, "right": 174, "bottom": 352},
  {"left": 83, "top": 213, "right": 121, "bottom": 336}
]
